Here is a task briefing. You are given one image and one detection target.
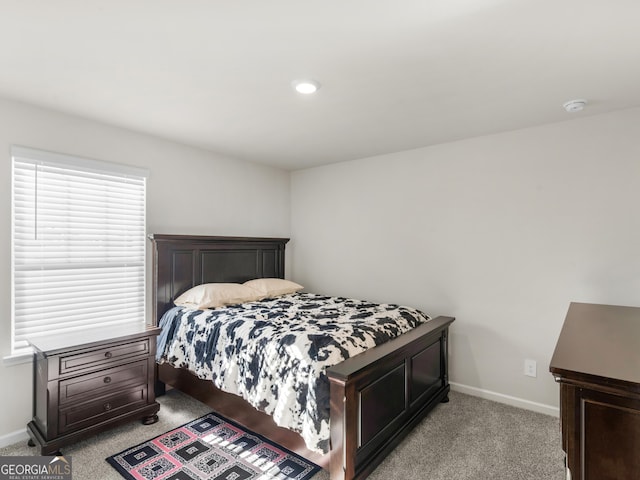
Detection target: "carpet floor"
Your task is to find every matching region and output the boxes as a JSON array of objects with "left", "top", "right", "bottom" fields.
[{"left": 0, "top": 390, "right": 564, "bottom": 479}]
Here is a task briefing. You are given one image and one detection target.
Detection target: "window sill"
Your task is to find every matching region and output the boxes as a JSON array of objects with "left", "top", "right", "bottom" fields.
[{"left": 2, "top": 352, "right": 32, "bottom": 366}]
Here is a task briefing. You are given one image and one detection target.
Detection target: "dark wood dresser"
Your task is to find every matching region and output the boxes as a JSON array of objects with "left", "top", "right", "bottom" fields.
[
  {"left": 26, "top": 324, "right": 161, "bottom": 455},
  {"left": 549, "top": 302, "right": 640, "bottom": 480}
]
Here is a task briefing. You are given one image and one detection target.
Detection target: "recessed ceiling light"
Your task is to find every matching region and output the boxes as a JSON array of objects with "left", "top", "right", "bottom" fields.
[
  {"left": 292, "top": 80, "right": 320, "bottom": 95},
  {"left": 563, "top": 99, "right": 587, "bottom": 112}
]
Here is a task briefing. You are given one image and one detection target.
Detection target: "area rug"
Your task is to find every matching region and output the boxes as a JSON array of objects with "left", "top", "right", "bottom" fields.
[{"left": 106, "top": 412, "right": 321, "bottom": 480}]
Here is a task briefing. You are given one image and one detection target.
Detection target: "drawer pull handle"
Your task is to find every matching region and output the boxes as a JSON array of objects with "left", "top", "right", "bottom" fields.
[
  {"left": 103, "top": 376, "right": 111, "bottom": 384},
  {"left": 104, "top": 403, "right": 112, "bottom": 411},
  {"left": 104, "top": 352, "right": 112, "bottom": 359}
]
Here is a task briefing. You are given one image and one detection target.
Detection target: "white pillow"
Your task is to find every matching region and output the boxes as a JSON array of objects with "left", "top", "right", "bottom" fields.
[
  {"left": 174, "top": 283, "right": 260, "bottom": 310},
  {"left": 244, "top": 278, "right": 303, "bottom": 299}
]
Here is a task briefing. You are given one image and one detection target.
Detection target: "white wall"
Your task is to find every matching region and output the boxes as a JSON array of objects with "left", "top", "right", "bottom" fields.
[
  {"left": 291, "top": 107, "right": 640, "bottom": 411},
  {"left": 0, "top": 97, "right": 290, "bottom": 441},
  {"left": 3, "top": 96, "right": 639, "bottom": 443}
]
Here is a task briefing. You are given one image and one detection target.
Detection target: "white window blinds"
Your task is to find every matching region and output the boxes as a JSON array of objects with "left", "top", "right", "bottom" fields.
[{"left": 11, "top": 147, "right": 148, "bottom": 356}]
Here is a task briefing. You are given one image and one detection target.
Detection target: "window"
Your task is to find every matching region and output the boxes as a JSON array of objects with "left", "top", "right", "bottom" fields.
[{"left": 10, "top": 146, "right": 148, "bottom": 357}]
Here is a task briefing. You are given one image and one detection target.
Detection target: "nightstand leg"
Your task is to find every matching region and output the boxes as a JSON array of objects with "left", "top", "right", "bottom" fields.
[
  {"left": 142, "top": 414, "right": 159, "bottom": 425},
  {"left": 441, "top": 395, "right": 450, "bottom": 403},
  {"left": 27, "top": 439, "right": 35, "bottom": 447}
]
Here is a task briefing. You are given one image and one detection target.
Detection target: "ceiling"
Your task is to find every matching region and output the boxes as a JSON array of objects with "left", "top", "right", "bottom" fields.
[{"left": 1, "top": 0, "right": 639, "bottom": 170}]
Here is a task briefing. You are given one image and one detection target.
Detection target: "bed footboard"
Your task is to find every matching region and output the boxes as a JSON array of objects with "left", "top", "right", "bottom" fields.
[{"left": 327, "top": 315, "right": 454, "bottom": 480}]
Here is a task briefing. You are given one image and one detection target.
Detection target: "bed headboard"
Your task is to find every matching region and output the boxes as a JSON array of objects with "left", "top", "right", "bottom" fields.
[{"left": 149, "top": 234, "right": 289, "bottom": 325}]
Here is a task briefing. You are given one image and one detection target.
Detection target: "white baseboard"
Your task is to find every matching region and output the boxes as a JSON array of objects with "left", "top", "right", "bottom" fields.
[
  {"left": 450, "top": 381, "right": 559, "bottom": 417},
  {"left": 0, "top": 428, "right": 29, "bottom": 449}
]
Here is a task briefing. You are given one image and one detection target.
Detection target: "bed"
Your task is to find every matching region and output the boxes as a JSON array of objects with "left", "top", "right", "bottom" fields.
[{"left": 150, "top": 234, "right": 454, "bottom": 480}]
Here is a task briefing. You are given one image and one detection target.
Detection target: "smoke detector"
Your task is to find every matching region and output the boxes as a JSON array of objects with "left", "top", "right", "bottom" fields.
[{"left": 563, "top": 99, "right": 587, "bottom": 113}]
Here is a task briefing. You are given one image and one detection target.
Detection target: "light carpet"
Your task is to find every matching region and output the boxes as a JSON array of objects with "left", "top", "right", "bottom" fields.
[{"left": 0, "top": 390, "right": 564, "bottom": 479}]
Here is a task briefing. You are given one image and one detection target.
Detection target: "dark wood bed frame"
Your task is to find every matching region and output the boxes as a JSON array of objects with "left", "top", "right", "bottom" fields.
[{"left": 150, "top": 234, "right": 454, "bottom": 480}]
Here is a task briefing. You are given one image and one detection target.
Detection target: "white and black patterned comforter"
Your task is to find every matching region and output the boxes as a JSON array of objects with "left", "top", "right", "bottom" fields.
[{"left": 156, "top": 292, "right": 430, "bottom": 454}]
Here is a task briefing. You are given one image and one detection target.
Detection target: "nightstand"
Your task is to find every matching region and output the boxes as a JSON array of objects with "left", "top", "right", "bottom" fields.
[{"left": 26, "top": 323, "right": 161, "bottom": 455}]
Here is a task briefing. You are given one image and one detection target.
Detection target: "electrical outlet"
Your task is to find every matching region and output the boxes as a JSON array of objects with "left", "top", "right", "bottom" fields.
[{"left": 524, "top": 359, "right": 537, "bottom": 378}]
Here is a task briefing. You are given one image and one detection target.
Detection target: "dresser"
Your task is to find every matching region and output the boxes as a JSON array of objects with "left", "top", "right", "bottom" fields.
[
  {"left": 549, "top": 302, "right": 640, "bottom": 480},
  {"left": 26, "top": 324, "right": 161, "bottom": 455}
]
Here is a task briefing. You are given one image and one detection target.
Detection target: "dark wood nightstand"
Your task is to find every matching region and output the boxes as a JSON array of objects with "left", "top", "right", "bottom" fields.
[{"left": 26, "top": 323, "right": 161, "bottom": 455}]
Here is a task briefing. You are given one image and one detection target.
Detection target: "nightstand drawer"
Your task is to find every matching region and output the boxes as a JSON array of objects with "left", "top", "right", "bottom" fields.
[
  {"left": 59, "top": 360, "right": 147, "bottom": 405},
  {"left": 59, "top": 339, "right": 150, "bottom": 375},
  {"left": 58, "top": 387, "right": 147, "bottom": 435}
]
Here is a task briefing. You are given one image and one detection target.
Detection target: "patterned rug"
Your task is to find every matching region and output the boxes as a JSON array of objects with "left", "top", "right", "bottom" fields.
[{"left": 106, "top": 412, "right": 321, "bottom": 480}]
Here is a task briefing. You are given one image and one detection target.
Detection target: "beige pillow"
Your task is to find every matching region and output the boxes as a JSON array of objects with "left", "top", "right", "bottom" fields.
[
  {"left": 244, "top": 278, "right": 303, "bottom": 299},
  {"left": 174, "top": 283, "right": 260, "bottom": 310}
]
